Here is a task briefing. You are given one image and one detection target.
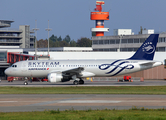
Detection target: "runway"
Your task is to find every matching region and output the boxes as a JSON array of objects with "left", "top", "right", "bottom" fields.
[
  {"left": 0, "top": 94, "right": 166, "bottom": 112},
  {"left": 0, "top": 80, "right": 166, "bottom": 87}
]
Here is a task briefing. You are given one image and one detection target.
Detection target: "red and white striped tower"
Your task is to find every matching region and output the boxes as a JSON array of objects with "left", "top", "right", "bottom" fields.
[{"left": 91, "top": 1, "right": 109, "bottom": 36}]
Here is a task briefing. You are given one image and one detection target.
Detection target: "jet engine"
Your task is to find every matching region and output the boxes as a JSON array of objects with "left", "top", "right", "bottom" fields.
[{"left": 47, "top": 73, "right": 63, "bottom": 83}]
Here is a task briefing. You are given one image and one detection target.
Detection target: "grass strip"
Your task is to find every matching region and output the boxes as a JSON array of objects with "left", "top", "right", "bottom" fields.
[
  {"left": 0, "top": 86, "right": 166, "bottom": 94},
  {"left": 0, "top": 108, "right": 166, "bottom": 120}
]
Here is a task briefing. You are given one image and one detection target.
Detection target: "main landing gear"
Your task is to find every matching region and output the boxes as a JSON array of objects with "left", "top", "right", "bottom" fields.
[{"left": 73, "top": 79, "right": 84, "bottom": 85}]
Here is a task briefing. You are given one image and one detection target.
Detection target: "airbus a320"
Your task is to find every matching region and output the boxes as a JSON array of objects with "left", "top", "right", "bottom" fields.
[{"left": 5, "top": 34, "right": 162, "bottom": 85}]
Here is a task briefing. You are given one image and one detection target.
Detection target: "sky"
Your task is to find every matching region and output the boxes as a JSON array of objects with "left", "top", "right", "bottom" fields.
[{"left": 1, "top": 0, "right": 166, "bottom": 41}]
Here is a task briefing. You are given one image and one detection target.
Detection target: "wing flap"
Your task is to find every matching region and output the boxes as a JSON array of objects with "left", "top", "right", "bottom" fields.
[{"left": 62, "top": 67, "right": 84, "bottom": 74}]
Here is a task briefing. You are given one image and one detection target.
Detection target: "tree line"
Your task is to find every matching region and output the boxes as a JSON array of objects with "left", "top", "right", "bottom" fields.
[{"left": 37, "top": 35, "right": 92, "bottom": 48}]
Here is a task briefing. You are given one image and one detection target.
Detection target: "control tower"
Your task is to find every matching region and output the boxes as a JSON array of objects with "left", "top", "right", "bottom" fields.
[{"left": 91, "top": 1, "right": 109, "bottom": 36}]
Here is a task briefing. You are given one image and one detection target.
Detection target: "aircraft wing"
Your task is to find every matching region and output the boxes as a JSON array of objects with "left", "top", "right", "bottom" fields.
[
  {"left": 62, "top": 67, "right": 84, "bottom": 74},
  {"left": 50, "top": 67, "right": 95, "bottom": 77},
  {"left": 50, "top": 67, "right": 84, "bottom": 77},
  {"left": 62, "top": 67, "right": 95, "bottom": 77}
]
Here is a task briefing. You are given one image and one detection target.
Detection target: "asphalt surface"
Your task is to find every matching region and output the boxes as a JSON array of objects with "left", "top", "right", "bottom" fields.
[
  {"left": 0, "top": 79, "right": 166, "bottom": 87},
  {"left": 0, "top": 80, "right": 166, "bottom": 112},
  {"left": 0, "top": 94, "right": 166, "bottom": 112}
]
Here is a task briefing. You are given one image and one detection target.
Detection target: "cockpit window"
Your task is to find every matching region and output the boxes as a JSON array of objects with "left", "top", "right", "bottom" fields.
[{"left": 11, "top": 65, "right": 17, "bottom": 67}]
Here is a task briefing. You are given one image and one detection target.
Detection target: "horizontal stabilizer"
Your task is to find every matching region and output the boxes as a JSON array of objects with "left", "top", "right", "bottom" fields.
[{"left": 139, "top": 62, "right": 155, "bottom": 66}]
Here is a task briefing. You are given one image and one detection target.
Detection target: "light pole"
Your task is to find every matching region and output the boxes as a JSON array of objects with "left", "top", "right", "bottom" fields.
[
  {"left": 118, "top": 35, "right": 124, "bottom": 52},
  {"left": 45, "top": 20, "right": 52, "bottom": 59},
  {"left": 33, "top": 20, "right": 39, "bottom": 60}
]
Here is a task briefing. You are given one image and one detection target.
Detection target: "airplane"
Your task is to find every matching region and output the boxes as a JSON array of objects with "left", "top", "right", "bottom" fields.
[{"left": 5, "top": 34, "right": 162, "bottom": 85}]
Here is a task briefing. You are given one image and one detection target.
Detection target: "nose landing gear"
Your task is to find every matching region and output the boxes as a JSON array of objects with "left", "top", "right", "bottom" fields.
[
  {"left": 24, "top": 81, "right": 28, "bottom": 85},
  {"left": 24, "top": 77, "right": 28, "bottom": 85}
]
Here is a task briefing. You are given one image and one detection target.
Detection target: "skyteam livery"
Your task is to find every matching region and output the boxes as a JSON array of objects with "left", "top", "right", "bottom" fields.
[{"left": 5, "top": 34, "right": 162, "bottom": 85}]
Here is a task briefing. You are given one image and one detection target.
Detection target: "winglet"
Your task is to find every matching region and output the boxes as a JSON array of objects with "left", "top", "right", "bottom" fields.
[{"left": 128, "top": 34, "right": 159, "bottom": 60}]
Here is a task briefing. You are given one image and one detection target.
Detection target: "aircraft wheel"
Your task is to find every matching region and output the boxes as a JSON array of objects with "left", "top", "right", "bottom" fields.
[
  {"left": 79, "top": 80, "right": 84, "bottom": 84},
  {"left": 73, "top": 80, "right": 79, "bottom": 85},
  {"left": 24, "top": 81, "right": 28, "bottom": 85}
]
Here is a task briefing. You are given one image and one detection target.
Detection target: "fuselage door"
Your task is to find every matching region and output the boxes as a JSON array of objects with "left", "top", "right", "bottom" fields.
[{"left": 22, "top": 62, "right": 27, "bottom": 72}]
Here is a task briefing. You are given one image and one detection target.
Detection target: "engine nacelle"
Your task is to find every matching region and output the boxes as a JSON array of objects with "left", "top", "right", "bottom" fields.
[{"left": 47, "top": 73, "right": 63, "bottom": 83}]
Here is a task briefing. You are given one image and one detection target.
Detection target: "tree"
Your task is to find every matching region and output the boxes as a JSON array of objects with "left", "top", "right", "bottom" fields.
[
  {"left": 70, "top": 40, "right": 77, "bottom": 47},
  {"left": 37, "top": 39, "right": 48, "bottom": 48},
  {"left": 77, "top": 37, "right": 92, "bottom": 47},
  {"left": 58, "top": 36, "right": 62, "bottom": 41},
  {"left": 63, "top": 35, "right": 71, "bottom": 43},
  {"left": 54, "top": 40, "right": 60, "bottom": 47},
  {"left": 37, "top": 35, "right": 92, "bottom": 48},
  {"left": 49, "top": 39, "right": 56, "bottom": 47},
  {"left": 59, "top": 41, "right": 70, "bottom": 47}
]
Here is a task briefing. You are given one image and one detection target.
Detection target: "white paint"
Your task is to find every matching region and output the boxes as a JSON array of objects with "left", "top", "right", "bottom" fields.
[
  {"left": 114, "top": 29, "right": 132, "bottom": 35},
  {"left": 142, "top": 29, "right": 154, "bottom": 34},
  {"left": 91, "top": 28, "right": 109, "bottom": 32}
]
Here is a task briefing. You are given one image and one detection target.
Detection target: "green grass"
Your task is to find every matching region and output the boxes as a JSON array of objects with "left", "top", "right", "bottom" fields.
[
  {"left": 0, "top": 108, "right": 166, "bottom": 120},
  {"left": 0, "top": 86, "right": 166, "bottom": 94}
]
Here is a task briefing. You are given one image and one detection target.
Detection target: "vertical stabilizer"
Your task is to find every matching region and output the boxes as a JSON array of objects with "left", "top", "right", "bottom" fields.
[{"left": 129, "top": 34, "right": 159, "bottom": 60}]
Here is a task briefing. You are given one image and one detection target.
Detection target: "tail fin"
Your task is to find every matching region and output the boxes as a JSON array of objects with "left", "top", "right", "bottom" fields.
[{"left": 128, "top": 34, "right": 159, "bottom": 60}]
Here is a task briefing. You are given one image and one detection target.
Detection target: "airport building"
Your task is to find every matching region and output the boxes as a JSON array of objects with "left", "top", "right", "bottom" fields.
[
  {"left": 0, "top": 20, "right": 35, "bottom": 48},
  {"left": 0, "top": 48, "right": 34, "bottom": 80},
  {"left": 0, "top": 20, "right": 35, "bottom": 79},
  {"left": 92, "top": 29, "right": 166, "bottom": 52}
]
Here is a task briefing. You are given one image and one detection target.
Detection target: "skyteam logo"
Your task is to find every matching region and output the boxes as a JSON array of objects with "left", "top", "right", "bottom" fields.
[
  {"left": 142, "top": 42, "right": 155, "bottom": 54},
  {"left": 99, "top": 60, "right": 134, "bottom": 76}
]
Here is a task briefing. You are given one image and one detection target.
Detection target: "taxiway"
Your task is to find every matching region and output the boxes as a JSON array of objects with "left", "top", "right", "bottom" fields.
[{"left": 0, "top": 94, "right": 166, "bottom": 112}]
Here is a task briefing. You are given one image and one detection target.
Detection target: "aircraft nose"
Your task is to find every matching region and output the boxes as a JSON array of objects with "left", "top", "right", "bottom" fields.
[{"left": 4, "top": 68, "right": 10, "bottom": 75}]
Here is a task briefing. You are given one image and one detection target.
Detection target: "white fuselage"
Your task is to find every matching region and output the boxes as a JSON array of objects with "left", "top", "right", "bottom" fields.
[{"left": 5, "top": 59, "right": 162, "bottom": 78}]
